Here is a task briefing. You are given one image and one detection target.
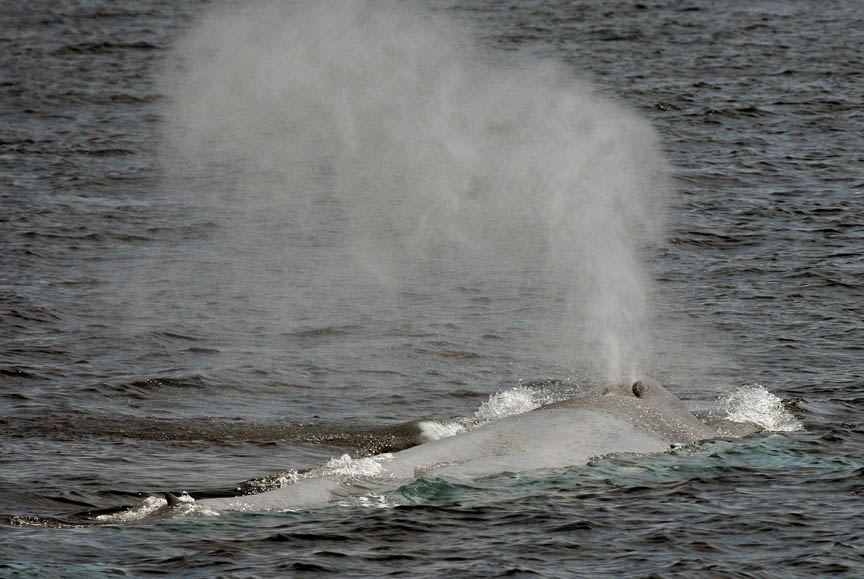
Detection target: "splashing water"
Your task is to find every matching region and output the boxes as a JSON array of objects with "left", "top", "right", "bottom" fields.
[
  {"left": 412, "top": 386, "right": 546, "bottom": 442},
  {"left": 720, "top": 384, "right": 802, "bottom": 432},
  {"left": 94, "top": 495, "right": 169, "bottom": 523},
  {"left": 473, "top": 386, "right": 543, "bottom": 423},
  {"left": 417, "top": 420, "right": 467, "bottom": 441},
  {"left": 161, "top": 0, "right": 669, "bottom": 381},
  {"left": 320, "top": 453, "right": 395, "bottom": 478},
  {"left": 94, "top": 493, "right": 199, "bottom": 523}
]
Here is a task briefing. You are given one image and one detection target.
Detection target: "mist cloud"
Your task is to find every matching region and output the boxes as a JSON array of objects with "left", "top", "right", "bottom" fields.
[{"left": 161, "top": 0, "right": 669, "bottom": 381}]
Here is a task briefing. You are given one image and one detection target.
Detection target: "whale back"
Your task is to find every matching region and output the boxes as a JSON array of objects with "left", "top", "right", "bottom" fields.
[
  {"left": 379, "top": 380, "right": 718, "bottom": 481},
  {"left": 191, "top": 381, "right": 726, "bottom": 512},
  {"left": 544, "top": 380, "right": 720, "bottom": 443}
]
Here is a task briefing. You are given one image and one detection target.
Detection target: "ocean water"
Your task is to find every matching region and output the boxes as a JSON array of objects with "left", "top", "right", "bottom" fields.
[{"left": 1, "top": 0, "right": 862, "bottom": 576}]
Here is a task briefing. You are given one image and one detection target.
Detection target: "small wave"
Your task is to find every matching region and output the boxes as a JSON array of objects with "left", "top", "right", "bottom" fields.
[
  {"left": 719, "top": 384, "right": 802, "bottom": 432},
  {"left": 417, "top": 420, "right": 467, "bottom": 441},
  {"left": 473, "top": 385, "right": 542, "bottom": 423},
  {"left": 53, "top": 41, "right": 162, "bottom": 55},
  {"left": 93, "top": 495, "right": 168, "bottom": 523},
  {"left": 123, "top": 375, "right": 212, "bottom": 392},
  {"left": 380, "top": 385, "right": 550, "bottom": 446},
  {"left": 238, "top": 470, "right": 301, "bottom": 494},
  {"left": 336, "top": 493, "right": 396, "bottom": 510},
  {"left": 93, "top": 493, "right": 207, "bottom": 523},
  {"left": 0, "top": 367, "right": 41, "bottom": 379},
  {"left": 422, "top": 381, "right": 578, "bottom": 437},
  {"left": 417, "top": 420, "right": 468, "bottom": 442},
  {"left": 282, "top": 325, "right": 361, "bottom": 340}
]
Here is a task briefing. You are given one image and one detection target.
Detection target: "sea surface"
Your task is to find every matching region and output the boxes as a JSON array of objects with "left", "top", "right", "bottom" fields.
[{"left": 1, "top": 0, "right": 863, "bottom": 576}]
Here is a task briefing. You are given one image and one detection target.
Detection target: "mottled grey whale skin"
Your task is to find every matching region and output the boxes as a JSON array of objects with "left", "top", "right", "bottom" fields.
[{"left": 188, "top": 381, "right": 756, "bottom": 513}]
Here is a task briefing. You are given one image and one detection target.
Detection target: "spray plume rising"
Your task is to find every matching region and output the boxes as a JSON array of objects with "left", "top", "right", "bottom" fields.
[{"left": 162, "top": 0, "right": 668, "bottom": 382}]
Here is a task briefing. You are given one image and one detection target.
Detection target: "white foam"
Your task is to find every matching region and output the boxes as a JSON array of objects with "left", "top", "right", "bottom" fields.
[
  {"left": 271, "top": 471, "right": 300, "bottom": 487},
  {"left": 474, "top": 386, "right": 541, "bottom": 423},
  {"left": 94, "top": 495, "right": 167, "bottom": 523},
  {"left": 417, "top": 420, "right": 467, "bottom": 441},
  {"left": 720, "top": 384, "right": 802, "bottom": 432},
  {"left": 95, "top": 492, "right": 219, "bottom": 522},
  {"left": 319, "top": 453, "right": 394, "bottom": 478},
  {"left": 339, "top": 493, "right": 396, "bottom": 509}
]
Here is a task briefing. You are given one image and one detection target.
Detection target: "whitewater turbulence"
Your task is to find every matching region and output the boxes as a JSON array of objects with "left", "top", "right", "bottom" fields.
[{"left": 162, "top": 0, "right": 668, "bottom": 380}]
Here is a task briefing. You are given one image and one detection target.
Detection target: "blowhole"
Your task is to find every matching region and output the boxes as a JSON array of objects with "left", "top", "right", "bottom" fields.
[{"left": 631, "top": 381, "right": 644, "bottom": 398}]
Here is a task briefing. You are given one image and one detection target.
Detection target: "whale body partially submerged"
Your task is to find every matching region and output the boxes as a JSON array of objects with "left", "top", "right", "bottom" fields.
[{"left": 178, "top": 381, "right": 758, "bottom": 514}]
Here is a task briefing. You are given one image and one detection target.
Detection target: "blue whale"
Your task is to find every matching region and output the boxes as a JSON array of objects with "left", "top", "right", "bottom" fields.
[{"left": 176, "top": 381, "right": 757, "bottom": 514}]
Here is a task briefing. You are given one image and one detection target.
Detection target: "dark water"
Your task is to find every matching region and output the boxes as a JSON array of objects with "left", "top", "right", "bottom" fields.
[{"left": 2, "top": 0, "right": 863, "bottom": 576}]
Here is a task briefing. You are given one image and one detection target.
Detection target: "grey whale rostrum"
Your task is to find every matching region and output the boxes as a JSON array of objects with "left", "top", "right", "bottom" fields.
[{"left": 178, "top": 381, "right": 759, "bottom": 514}]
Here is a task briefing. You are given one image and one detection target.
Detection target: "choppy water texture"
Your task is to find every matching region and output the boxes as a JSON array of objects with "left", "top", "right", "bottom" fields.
[{"left": 2, "top": 0, "right": 863, "bottom": 576}]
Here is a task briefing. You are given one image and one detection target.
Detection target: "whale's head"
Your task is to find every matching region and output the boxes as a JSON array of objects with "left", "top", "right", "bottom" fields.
[
  {"left": 548, "top": 379, "right": 721, "bottom": 443},
  {"left": 599, "top": 380, "right": 691, "bottom": 415}
]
